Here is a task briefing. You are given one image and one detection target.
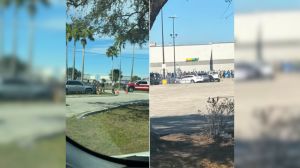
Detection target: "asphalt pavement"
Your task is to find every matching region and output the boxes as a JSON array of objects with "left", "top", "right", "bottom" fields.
[{"left": 66, "top": 91, "right": 149, "bottom": 117}]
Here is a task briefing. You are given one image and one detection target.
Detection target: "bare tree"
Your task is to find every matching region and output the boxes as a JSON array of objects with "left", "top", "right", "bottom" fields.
[{"left": 200, "top": 97, "right": 234, "bottom": 138}]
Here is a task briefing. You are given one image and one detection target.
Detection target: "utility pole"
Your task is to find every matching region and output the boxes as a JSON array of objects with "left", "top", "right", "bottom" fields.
[
  {"left": 169, "top": 16, "right": 177, "bottom": 79},
  {"left": 119, "top": 48, "right": 122, "bottom": 90},
  {"left": 130, "top": 44, "right": 135, "bottom": 81},
  {"left": 257, "top": 24, "right": 263, "bottom": 62},
  {"left": 161, "top": 8, "right": 166, "bottom": 79}
]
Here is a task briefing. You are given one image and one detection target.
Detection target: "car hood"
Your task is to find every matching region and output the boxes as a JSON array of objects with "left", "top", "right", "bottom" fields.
[{"left": 112, "top": 151, "right": 149, "bottom": 159}]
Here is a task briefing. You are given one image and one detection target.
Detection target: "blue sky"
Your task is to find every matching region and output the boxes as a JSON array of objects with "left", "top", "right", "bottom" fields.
[
  {"left": 235, "top": 0, "right": 300, "bottom": 12},
  {"left": 150, "top": 0, "right": 234, "bottom": 45},
  {"left": 67, "top": 39, "right": 149, "bottom": 78},
  {"left": 2, "top": 1, "right": 149, "bottom": 78},
  {"left": 3, "top": 1, "right": 65, "bottom": 72},
  {"left": 3, "top": 0, "right": 300, "bottom": 78}
]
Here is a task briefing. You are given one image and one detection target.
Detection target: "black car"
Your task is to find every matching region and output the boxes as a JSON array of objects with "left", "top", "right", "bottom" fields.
[{"left": 150, "top": 73, "right": 161, "bottom": 85}]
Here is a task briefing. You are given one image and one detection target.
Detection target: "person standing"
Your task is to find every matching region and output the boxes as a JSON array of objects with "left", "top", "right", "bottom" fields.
[{"left": 111, "top": 81, "right": 115, "bottom": 95}]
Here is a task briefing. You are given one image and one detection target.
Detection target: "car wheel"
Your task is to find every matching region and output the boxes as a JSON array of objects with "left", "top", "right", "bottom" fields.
[
  {"left": 128, "top": 87, "right": 134, "bottom": 92},
  {"left": 85, "top": 89, "right": 93, "bottom": 94},
  {"left": 191, "top": 80, "right": 195, "bottom": 83}
]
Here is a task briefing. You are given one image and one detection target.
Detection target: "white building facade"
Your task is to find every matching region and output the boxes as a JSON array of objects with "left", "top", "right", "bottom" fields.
[
  {"left": 235, "top": 10, "right": 300, "bottom": 63},
  {"left": 150, "top": 42, "right": 234, "bottom": 73}
]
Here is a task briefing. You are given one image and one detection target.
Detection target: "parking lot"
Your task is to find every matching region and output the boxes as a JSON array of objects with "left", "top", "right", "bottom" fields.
[
  {"left": 150, "top": 79, "right": 234, "bottom": 118},
  {"left": 150, "top": 78, "right": 234, "bottom": 168},
  {"left": 0, "top": 102, "right": 65, "bottom": 144}
]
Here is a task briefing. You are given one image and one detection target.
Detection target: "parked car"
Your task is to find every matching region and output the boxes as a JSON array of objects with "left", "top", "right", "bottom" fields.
[
  {"left": 208, "top": 72, "right": 220, "bottom": 82},
  {"left": 235, "top": 62, "right": 274, "bottom": 81},
  {"left": 66, "top": 80, "right": 95, "bottom": 94},
  {"left": 197, "top": 73, "right": 210, "bottom": 82},
  {"left": 127, "top": 80, "right": 149, "bottom": 92},
  {"left": 150, "top": 73, "right": 161, "bottom": 85},
  {"left": 0, "top": 77, "right": 52, "bottom": 100},
  {"left": 177, "top": 75, "right": 204, "bottom": 84}
]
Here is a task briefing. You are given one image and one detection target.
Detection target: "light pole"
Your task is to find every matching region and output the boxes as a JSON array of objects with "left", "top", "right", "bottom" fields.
[
  {"left": 169, "top": 16, "right": 177, "bottom": 79},
  {"left": 130, "top": 44, "right": 135, "bottom": 82},
  {"left": 210, "top": 42, "right": 213, "bottom": 72},
  {"left": 119, "top": 47, "right": 122, "bottom": 90},
  {"left": 161, "top": 8, "right": 166, "bottom": 79},
  {"left": 257, "top": 24, "right": 263, "bottom": 62}
]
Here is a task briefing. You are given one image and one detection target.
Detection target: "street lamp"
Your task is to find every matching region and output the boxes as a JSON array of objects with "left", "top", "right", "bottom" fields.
[
  {"left": 161, "top": 8, "right": 166, "bottom": 79},
  {"left": 169, "top": 16, "right": 177, "bottom": 79}
]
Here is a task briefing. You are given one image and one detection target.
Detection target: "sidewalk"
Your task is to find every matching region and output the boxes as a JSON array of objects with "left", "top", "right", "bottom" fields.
[{"left": 66, "top": 91, "right": 149, "bottom": 117}]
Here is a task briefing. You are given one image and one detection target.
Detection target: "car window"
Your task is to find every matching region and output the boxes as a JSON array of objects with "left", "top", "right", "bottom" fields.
[
  {"left": 68, "top": 81, "right": 81, "bottom": 85},
  {"left": 75, "top": 81, "right": 83, "bottom": 85},
  {"left": 3, "top": 78, "right": 28, "bottom": 85},
  {"left": 140, "top": 81, "right": 148, "bottom": 85},
  {"left": 68, "top": 81, "right": 75, "bottom": 85}
]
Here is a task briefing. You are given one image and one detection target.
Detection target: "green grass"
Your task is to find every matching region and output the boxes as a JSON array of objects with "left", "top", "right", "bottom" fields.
[
  {"left": 66, "top": 104, "right": 149, "bottom": 156},
  {"left": 0, "top": 134, "right": 65, "bottom": 168}
]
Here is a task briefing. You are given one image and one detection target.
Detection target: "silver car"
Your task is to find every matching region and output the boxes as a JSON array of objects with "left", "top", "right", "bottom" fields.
[
  {"left": 197, "top": 73, "right": 210, "bottom": 82},
  {"left": 66, "top": 80, "right": 95, "bottom": 94},
  {"left": 0, "top": 77, "right": 52, "bottom": 100},
  {"left": 177, "top": 75, "right": 204, "bottom": 84}
]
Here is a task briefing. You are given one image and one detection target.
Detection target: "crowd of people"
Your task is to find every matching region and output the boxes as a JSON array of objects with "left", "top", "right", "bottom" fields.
[
  {"left": 178, "top": 70, "right": 234, "bottom": 78},
  {"left": 150, "top": 70, "right": 234, "bottom": 85}
]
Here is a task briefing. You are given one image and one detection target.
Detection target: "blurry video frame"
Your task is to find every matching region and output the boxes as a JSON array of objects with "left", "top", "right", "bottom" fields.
[
  {"left": 235, "top": 1, "right": 300, "bottom": 167},
  {"left": 0, "top": 0, "right": 65, "bottom": 167}
]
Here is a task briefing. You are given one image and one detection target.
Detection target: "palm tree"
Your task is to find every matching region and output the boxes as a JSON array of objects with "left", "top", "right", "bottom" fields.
[
  {"left": 26, "top": 0, "right": 49, "bottom": 71},
  {"left": 130, "top": 44, "right": 135, "bottom": 81},
  {"left": 113, "top": 36, "right": 125, "bottom": 88},
  {"left": 106, "top": 46, "right": 119, "bottom": 85},
  {"left": 66, "top": 23, "right": 73, "bottom": 80},
  {"left": 0, "top": 0, "right": 11, "bottom": 57},
  {"left": 12, "top": 0, "right": 25, "bottom": 56},
  {"left": 80, "top": 26, "right": 95, "bottom": 81},
  {"left": 71, "top": 21, "right": 81, "bottom": 80},
  {"left": 10, "top": 0, "right": 25, "bottom": 74}
]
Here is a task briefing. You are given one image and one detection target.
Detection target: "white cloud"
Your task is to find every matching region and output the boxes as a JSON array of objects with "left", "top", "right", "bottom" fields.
[
  {"left": 39, "top": 18, "right": 66, "bottom": 31},
  {"left": 50, "top": 0, "right": 66, "bottom": 7}
]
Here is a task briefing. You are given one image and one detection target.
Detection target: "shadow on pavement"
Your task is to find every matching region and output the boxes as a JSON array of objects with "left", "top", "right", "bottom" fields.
[{"left": 150, "top": 114, "right": 233, "bottom": 168}]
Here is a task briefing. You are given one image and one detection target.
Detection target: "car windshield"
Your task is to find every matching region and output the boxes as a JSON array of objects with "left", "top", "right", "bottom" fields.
[
  {"left": 67, "top": 81, "right": 149, "bottom": 158},
  {"left": 2, "top": 78, "right": 29, "bottom": 85},
  {"left": 66, "top": 102, "right": 149, "bottom": 158},
  {"left": 65, "top": 8, "right": 150, "bottom": 158}
]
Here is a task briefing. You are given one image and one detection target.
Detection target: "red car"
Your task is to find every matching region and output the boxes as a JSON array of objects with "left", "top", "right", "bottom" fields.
[{"left": 127, "top": 80, "right": 149, "bottom": 92}]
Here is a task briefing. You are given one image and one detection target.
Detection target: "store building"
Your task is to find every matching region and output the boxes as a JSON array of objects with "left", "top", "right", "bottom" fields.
[{"left": 150, "top": 42, "right": 234, "bottom": 73}]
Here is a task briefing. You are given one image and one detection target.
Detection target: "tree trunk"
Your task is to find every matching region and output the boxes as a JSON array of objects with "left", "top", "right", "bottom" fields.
[
  {"left": 81, "top": 45, "right": 85, "bottom": 81},
  {"left": 130, "top": 45, "right": 135, "bottom": 81},
  {"left": 12, "top": 6, "right": 19, "bottom": 75},
  {"left": 72, "top": 40, "right": 76, "bottom": 80},
  {"left": 0, "top": 8, "right": 4, "bottom": 57},
  {"left": 150, "top": 0, "right": 168, "bottom": 29},
  {"left": 28, "top": 15, "right": 35, "bottom": 74},
  {"left": 111, "top": 57, "right": 114, "bottom": 84},
  {"left": 66, "top": 42, "right": 68, "bottom": 80},
  {"left": 119, "top": 49, "right": 121, "bottom": 90}
]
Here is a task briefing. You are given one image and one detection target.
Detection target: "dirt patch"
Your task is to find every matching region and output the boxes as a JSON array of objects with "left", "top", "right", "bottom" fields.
[
  {"left": 161, "top": 133, "right": 215, "bottom": 146},
  {"left": 151, "top": 133, "right": 233, "bottom": 168}
]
